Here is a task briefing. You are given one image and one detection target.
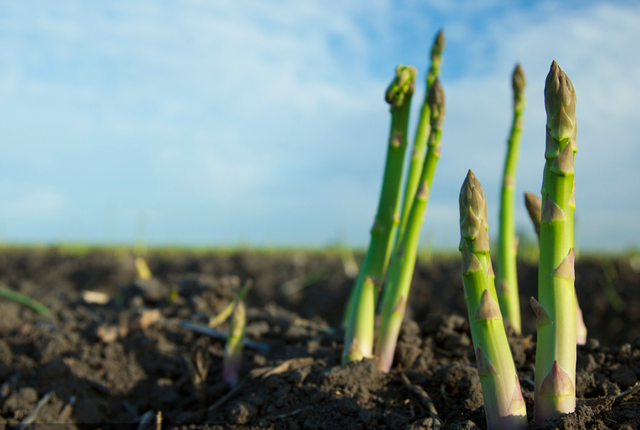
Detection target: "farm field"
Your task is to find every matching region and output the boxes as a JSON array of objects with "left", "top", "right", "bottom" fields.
[{"left": 0, "top": 248, "right": 638, "bottom": 429}]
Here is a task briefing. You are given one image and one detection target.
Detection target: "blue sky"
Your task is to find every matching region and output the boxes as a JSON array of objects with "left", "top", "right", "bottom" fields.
[{"left": 0, "top": 1, "right": 638, "bottom": 250}]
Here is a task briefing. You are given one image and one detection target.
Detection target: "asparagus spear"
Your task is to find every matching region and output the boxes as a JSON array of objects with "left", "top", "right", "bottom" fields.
[
  {"left": 533, "top": 61, "right": 577, "bottom": 422},
  {"left": 134, "top": 256, "right": 153, "bottom": 280},
  {"left": 394, "top": 30, "right": 445, "bottom": 257},
  {"left": 374, "top": 78, "right": 445, "bottom": 372},
  {"left": 524, "top": 192, "right": 587, "bottom": 345},
  {"left": 223, "top": 300, "right": 246, "bottom": 387},
  {"left": 209, "top": 279, "right": 253, "bottom": 328},
  {"left": 496, "top": 64, "right": 526, "bottom": 335},
  {"left": 342, "top": 65, "right": 417, "bottom": 364},
  {"left": 459, "top": 170, "right": 527, "bottom": 430}
]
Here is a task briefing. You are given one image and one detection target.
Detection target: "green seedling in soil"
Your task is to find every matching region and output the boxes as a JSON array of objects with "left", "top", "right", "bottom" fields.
[
  {"left": 524, "top": 191, "right": 587, "bottom": 345},
  {"left": 209, "top": 279, "right": 253, "bottom": 328},
  {"left": 459, "top": 170, "right": 527, "bottom": 430},
  {"left": 496, "top": 64, "right": 526, "bottom": 335},
  {"left": 342, "top": 65, "right": 417, "bottom": 364},
  {"left": 134, "top": 256, "right": 153, "bottom": 280},
  {"left": 0, "top": 287, "right": 49, "bottom": 317},
  {"left": 223, "top": 300, "right": 246, "bottom": 387},
  {"left": 394, "top": 29, "right": 445, "bottom": 257},
  {"left": 532, "top": 61, "right": 577, "bottom": 423},
  {"left": 375, "top": 77, "right": 445, "bottom": 372}
]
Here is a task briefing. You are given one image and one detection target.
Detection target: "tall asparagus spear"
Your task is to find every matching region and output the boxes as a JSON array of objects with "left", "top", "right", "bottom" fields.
[
  {"left": 524, "top": 192, "right": 587, "bottom": 345},
  {"left": 459, "top": 171, "right": 527, "bottom": 430},
  {"left": 532, "top": 61, "right": 577, "bottom": 422},
  {"left": 374, "top": 78, "right": 445, "bottom": 372},
  {"left": 342, "top": 65, "right": 417, "bottom": 364},
  {"left": 496, "top": 64, "right": 526, "bottom": 335},
  {"left": 394, "top": 30, "right": 445, "bottom": 256}
]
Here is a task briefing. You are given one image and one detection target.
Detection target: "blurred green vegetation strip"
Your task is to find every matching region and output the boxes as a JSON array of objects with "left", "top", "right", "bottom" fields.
[{"left": 0, "top": 287, "right": 49, "bottom": 317}]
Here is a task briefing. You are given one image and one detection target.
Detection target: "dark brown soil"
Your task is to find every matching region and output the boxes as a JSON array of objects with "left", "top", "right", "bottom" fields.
[{"left": 0, "top": 249, "right": 638, "bottom": 429}]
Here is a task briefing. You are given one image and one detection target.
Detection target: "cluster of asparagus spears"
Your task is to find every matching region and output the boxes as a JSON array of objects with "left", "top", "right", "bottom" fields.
[
  {"left": 341, "top": 28, "right": 586, "bottom": 426},
  {"left": 342, "top": 30, "right": 446, "bottom": 372},
  {"left": 460, "top": 60, "right": 580, "bottom": 428}
]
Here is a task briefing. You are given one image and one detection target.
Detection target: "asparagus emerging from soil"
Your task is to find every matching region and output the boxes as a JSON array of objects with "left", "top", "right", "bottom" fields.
[
  {"left": 524, "top": 192, "right": 587, "bottom": 345},
  {"left": 459, "top": 171, "right": 527, "bottom": 430},
  {"left": 0, "top": 287, "right": 49, "bottom": 317},
  {"left": 134, "top": 256, "right": 153, "bottom": 280},
  {"left": 342, "top": 65, "right": 417, "bottom": 364},
  {"left": 209, "top": 280, "right": 253, "bottom": 328},
  {"left": 394, "top": 30, "right": 445, "bottom": 255},
  {"left": 374, "top": 78, "right": 445, "bottom": 372},
  {"left": 496, "top": 64, "right": 526, "bottom": 335},
  {"left": 223, "top": 300, "right": 246, "bottom": 387},
  {"left": 533, "top": 61, "right": 577, "bottom": 422}
]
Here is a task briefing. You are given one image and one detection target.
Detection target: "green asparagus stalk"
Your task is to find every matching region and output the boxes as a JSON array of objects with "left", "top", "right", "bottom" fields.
[
  {"left": 374, "top": 78, "right": 445, "bottom": 372},
  {"left": 496, "top": 64, "right": 526, "bottom": 335},
  {"left": 394, "top": 30, "right": 445, "bottom": 256},
  {"left": 342, "top": 65, "right": 417, "bottom": 364},
  {"left": 533, "top": 61, "right": 577, "bottom": 422},
  {"left": 524, "top": 192, "right": 587, "bottom": 345},
  {"left": 223, "top": 300, "right": 246, "bottom": 386},
  {"left": 459, "top": 170, "right": 527, "bottom": 430},
  {"left": 209, "top": 279, "right": 253, "bottom": 328}
]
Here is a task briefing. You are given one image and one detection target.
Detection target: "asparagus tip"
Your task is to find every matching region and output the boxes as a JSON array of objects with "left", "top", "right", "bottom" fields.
[
  {"left": 545, "top": 61, "right": 576, "bottom": 141},
  {"left": 512, "top": 63, "right": 526, "bottom": 103},
  {"left": 385, "top": 65, "right": 418, "bottom": 108},
  {"left": 431, "top": 29, "right": 446, "bottom": 59},
  {"left": 427, "top": 78, "right": 446, "bottom": 128},
  {"left": 459, "top": 170, "right": 487, "bottom": 242}
]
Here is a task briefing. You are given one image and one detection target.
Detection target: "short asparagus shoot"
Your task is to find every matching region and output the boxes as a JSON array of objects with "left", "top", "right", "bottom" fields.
[
  {"left": 374, "top": 78, "right": 445, "bottom": 372},
  {"left": 532, "top": 61, "right": 577, "bottom": 422},
  {"left": 459, "top": 170, "right": 527, "bottom": 430},
  {"left": 134, "top": 256, "right": 153, "bottom": 280},
  {"left": 209, "top": 279, "right": 253, "bottom": 328},
  {"left": 223, "top": 300, "right": 246, "bottom": 387},
  {"left": 342, "top": 65, "right": 417, "bottom": 364},
  {"left": 496, "top": 64, "right": 526, "bottom": 335}
]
